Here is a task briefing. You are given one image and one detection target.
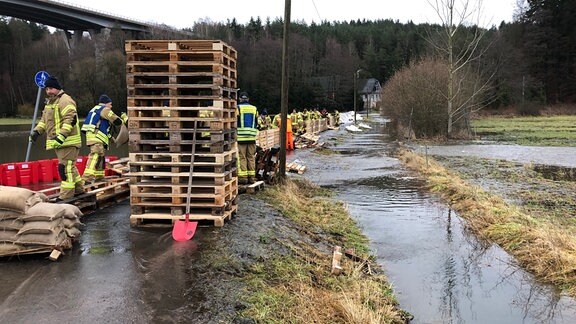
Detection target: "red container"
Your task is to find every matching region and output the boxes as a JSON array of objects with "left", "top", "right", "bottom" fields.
[
  {"left": 38, "top": 159, "right": 54, "bottom": 183},
  {"left": 105, "top": 156, "right": 118, "bottom": 176},
  {"left": 52, "top": 158, "right": 61, "bottom": 181},
  {"left": 30, "top": 161, "right": 40, "bottom": 184},
  {"left": 76, "top": 156, "right": 88, "bottom": 176},
  {"left": 2, "top": 163, "right": 18, "bottom": 186},
  {"left": 16, "top": 162, "right": 33, "bottom": 185}
]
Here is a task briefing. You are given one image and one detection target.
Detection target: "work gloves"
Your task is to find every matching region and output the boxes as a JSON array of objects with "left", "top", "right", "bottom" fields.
[
  {"left": 121, "top": 112, "right": 128, "bottom": 124},
  {"left": 51, "top": 134, "right": 66, "bottom": 148},
  {"left": 29, "top": 130, "right": 40, "bottom": 143}
]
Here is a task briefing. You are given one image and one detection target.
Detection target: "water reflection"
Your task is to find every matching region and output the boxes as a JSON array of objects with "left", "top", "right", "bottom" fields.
[
  {"left": 295, "top": 115, "right": 576, "bottom": 323},
  {"left": 0, "top": 125, "right": 127, "bottom": 163}
]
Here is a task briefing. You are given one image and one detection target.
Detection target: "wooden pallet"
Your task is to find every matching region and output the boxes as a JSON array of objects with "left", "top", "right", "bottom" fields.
[
  {"left": 129, "top": 129, "right": 237, "bottom": 147},
  {"left": 130, "top": 204, "right": 237, "bottom": 228},
  {"left": 0, "top": 237, "right": 73, "bottom": 261},
  {"left": 128, "top": 105, "right": 236, "bottom": 119},
  {"left": 130, "top": 150, "right": 236, "bottom": 166},
  {"left": 127, "top": 83, "right": 236, "bottom": 99},
  {"left": 127, "top": 73, "right": 237, "bottom": 89},
  {"left": 125, "top": 40, "right": 237, "bottom": 59},
  {"left": 129, "top": 140, "right": 235, "bottom": 154},
  {"left": 287, "top": 162, "right": 307, "bottom": 174},
  {"left": 129, "top": 159, "right": 236, "bottom": 175},
  {"left": 126, "top": 51, "right": 236, "bottom": 66},
  {"left": 38, "top": 178, "right": 130, "bottom": 214},
  {"left": 127, "top": 116, "right": 236, "bottom": 131},
  {"left": 127, "top": 62, "right": 237, "bottom": 79},
  {"left": 130, "top": 178, "right": 237, "bottom": 197},
  {"left": 130, "top": 183, "right": 236, "bottom": 207},
  {"left": 128, "top": 169, "right": 236, "bottom": 186},
  {"left": 239, "top": 180, "right": 265, "bottom": 194}
]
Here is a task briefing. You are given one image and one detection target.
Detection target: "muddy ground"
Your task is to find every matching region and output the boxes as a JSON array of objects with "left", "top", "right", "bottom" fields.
[
  {"left": 148, "top": 194, "right": 335, "bottom": 323},
  {"left": 430, "top": 154, "right": 576, "bottom": 226}
]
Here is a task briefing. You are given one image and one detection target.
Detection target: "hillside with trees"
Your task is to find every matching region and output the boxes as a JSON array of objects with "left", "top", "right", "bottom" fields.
[{"left": 0, "top": 0, "right": 573, "bottom": 137}]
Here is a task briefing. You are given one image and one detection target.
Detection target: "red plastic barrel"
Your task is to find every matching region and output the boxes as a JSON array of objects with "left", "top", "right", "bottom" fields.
[
  {"left": 38, "top": 159, "right": 54, "bottom": 183},
  {"left": 105, "top": 156, "right": 118, "bottom": 176},
  {"left": 2, "top": 163, "right": 18, "bottom": 186},
  {"left": 76, "top": 156, "right": 87, "bottom": 176}
]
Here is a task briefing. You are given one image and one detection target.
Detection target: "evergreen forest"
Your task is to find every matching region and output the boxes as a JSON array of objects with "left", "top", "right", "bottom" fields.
[{"left": 0, "top": 0, "right": 573, "bottom": 123}]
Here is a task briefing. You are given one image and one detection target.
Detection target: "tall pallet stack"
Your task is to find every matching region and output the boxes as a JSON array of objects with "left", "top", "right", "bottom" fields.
[{"left": 125, "top": 40, "right": 238, "bottom": 227}]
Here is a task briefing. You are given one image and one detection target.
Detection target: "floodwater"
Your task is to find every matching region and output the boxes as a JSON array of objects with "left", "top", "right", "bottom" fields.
[
  {"left": 293, "top": 114, "right": 576, "bottom": 323},
  {"left": 420, "top": 144, "right": 576, "bottom": 168},
  {"left": 2, "top": 120, "right": 576, "bottom": 323},
  {"left": 0, "top": 124, "right": 127, "bottom": 163}
]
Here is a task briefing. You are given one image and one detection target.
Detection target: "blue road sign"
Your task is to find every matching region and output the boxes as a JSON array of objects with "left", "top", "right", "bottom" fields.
[{"left": 34, "top": 71, "right": 50, "bottom": 88}]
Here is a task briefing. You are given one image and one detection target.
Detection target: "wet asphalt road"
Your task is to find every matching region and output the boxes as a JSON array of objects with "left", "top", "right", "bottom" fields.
[{"left": 0, "top": 200, "right": 225, "bottom": 323}]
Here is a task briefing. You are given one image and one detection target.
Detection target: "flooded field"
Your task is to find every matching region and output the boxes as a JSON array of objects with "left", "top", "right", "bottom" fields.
[
  {"left": 2, "top": 118, "right": 576, "bottom": 322},
  {"left": 294, "top": 115, "right": 576, "bottom": 323}
]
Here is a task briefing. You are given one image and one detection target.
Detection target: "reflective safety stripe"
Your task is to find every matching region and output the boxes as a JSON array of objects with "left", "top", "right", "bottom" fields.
[
  {"left": 44, "top": 100, "right": 81, "bottom": 149},
  {"left": 60, "top": 160, "right": 76, "bottom": 189},
  {"left": 82, "top": 105, "right": 111, "bottom": 146},
  {"left": 237, "top": 104, "right": 258, "bottom": 141}
]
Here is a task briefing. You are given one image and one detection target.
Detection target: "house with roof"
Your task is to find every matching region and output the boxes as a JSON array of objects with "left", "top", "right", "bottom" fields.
[{"left": 358, "top": 78, "right": 382, "bottom": 110}]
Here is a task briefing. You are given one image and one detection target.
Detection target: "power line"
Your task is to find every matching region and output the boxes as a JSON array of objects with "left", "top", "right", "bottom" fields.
[{"left": 310, "top": 0, "right": 322, "bottom": 22}]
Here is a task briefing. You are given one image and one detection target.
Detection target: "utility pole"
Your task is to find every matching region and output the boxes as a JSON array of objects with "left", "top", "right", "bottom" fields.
[
  {"left": 353, "top": 69, "right": 362, "bottom": 124},
  {"left": 277, "top": 0, "right": 291, "bottom": 182}
]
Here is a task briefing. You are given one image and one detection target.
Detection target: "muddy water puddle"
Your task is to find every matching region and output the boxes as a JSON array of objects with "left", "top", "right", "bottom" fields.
[{"left": 294, "top": 115, "right": 576, "bottom": 323}]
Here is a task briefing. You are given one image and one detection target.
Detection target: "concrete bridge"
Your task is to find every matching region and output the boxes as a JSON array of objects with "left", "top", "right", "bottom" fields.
[{"left": 0, "top": 0, "right": 184, "bottom": 48}]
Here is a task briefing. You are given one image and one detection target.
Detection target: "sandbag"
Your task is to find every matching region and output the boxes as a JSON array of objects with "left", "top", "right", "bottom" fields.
[
  {"left": 113, "top": 123, "right": 129, "bottom": 148},
  {"left": 0, "top": 209, "right": 23, "bottom": 221},
  {"left": 0, "top": 229, "right": 18, "bottom": 243},
  {"left": 0, "top": 186, "right": 47, "bottom": 212},
  {"left": 15, "top": 231, "right": 68, "bottom": 246},
  {"left": 17, "top": 220, "right": 64, "bottom": 235},
  {"left": 64, "top": 227, "right": 82, "bottom": 238},
  {"left": 0, "top": 219, "right": 24, "bottom": 231},
  {"left": 21, "top": 202, "right": 66, "bottom": 222},
  {"left": 59, "top": 204, "right": 83, "bottom": 219},
  {"left": 0, "top": 243, "right": 24, "bottom": 255},
  {"left": 63, "top": 218, "right": 84, "bottom": 229}
]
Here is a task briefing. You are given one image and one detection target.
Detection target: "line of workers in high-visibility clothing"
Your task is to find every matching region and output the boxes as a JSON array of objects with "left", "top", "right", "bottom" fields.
[{"left": 257, "top": 108, "right": 340, "bottom": 134}]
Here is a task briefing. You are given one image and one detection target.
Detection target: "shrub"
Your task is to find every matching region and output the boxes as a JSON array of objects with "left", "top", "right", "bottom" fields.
[{"left": 381, "top": 58, "right": 449, "bottom": 138}]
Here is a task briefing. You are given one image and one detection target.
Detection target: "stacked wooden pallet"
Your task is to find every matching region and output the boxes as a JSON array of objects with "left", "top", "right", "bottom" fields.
[
  {"left": 257, "top": 128, "right": 280, "bottom": 150},
  {"left": 125, "top": 40, "right": 238, "bottom": 227}
]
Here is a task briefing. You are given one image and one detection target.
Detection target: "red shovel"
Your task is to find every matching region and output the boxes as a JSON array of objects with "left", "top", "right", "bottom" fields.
[{"left": 172, "top": 120, "right": 198, "bottom": 241}]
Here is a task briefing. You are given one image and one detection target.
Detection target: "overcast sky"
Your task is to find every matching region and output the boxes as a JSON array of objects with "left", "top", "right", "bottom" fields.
[{"left": 60, "top": 0, "right": 517, "bottom": 29}]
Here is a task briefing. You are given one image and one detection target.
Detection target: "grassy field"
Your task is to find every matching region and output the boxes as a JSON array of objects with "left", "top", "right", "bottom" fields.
[
  {"left": 472, "top": 115, "right": 576, "bottom": 146},
  {"left": 399, "top": 149, "right": 576, "bottom": 298},
  {"left": 242, "top": 179, "right": 409, "bottom": 323},
  {"left": 0, "top": 118, "right": 33, "bottom": 125}
]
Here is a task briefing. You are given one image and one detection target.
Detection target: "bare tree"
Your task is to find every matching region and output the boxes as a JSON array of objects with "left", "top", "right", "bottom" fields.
[{"left": 426, "top": 0, "right": 497, "bottom": 137}]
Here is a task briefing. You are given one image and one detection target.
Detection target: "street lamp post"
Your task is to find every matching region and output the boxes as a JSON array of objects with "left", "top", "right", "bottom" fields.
[{"left": 353, "top": 69, "right": 362, "bottom": 124}]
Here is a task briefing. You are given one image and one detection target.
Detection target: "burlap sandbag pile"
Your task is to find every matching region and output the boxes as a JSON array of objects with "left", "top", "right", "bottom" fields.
[{"left": 0, "top": 186, "right": 84, "bottom": 256}]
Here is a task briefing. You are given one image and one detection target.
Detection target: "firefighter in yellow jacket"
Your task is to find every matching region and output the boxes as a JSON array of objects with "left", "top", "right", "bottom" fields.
[
  {"left": 29, "top": 76, "right": 83, "bottom": 201},
  {"left": 81, "top": 94, "right": 127, "bottom": 184},
  {"left": 237, "top": 92, "right": 258, "bottom": 184}
]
